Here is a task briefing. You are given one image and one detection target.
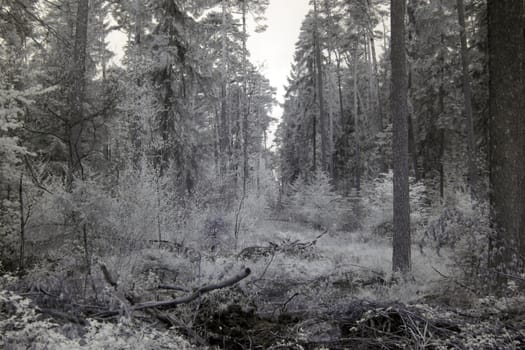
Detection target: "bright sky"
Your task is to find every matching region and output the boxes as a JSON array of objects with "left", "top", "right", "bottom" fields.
[{"left": 246, "top": 0, "right": 311, "bottom": 147}]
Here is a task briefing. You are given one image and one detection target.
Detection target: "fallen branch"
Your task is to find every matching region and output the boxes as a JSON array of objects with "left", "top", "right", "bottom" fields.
[
  {"left": 237, "top": 230, "right": 329, "bottom": 260},
  {"left": 281, "top": 292, "right": 300, "bottom": 313},
  {"left": 489, "top": 269, "right": 525, "bottom": 283},
  {"left": 38, "top": 308, "right": 87, "bottom": 325},
  {"left": 96, "top": 268, "right": 251, "bottom": 318},
  {"left": 431, "top": 266, "right": 477, "bottom": 294},
  {"left": 157, "top": 285, "right": 191, "bottom": 293},
  {"left": 149, "top": 310, "right": 208, "bottom": 347}
]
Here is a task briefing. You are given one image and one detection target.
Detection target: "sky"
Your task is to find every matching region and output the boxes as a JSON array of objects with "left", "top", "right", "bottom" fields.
[{"left": 246, "top": 0, "right": 311, "bottom": 146}]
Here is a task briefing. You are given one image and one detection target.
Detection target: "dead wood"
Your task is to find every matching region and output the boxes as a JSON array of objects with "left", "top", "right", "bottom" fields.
[
  {"left": 157, "top": 285, "right": 191, "bottom": 293},
  {"left": 96, "top": 268, "right": 251, "bottom": 318},
  {"left": 100, "top": 263, "right": 118, "bottom": 288},
  {"left": 148, "top": 309, "right": 208, "bottom": 347},
  {"left": 38, "top": 308, "right": 87, "bottom": 325},
  {"left": 238, "top": 230, "right": 328, "bottom": 260}
]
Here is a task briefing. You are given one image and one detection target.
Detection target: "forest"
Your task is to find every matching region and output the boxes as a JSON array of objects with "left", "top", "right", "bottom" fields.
[{"left": 1, "top": 0, "right": 524, "bottom": 348}]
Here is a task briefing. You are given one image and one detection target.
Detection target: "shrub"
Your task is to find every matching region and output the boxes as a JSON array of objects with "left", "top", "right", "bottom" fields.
[
  {"left": 361, "top": 171, "right": 430, "bottom": 238},
  {"left": 0, "top": 290, "right": 192, "bottom": 349},
  {"left": 284, "top": 171, "right": 358, "bottom": 231}
]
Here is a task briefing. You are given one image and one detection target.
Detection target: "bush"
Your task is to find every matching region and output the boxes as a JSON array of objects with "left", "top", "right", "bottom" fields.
[
  {"left": 284, "top": 171, "right": 358, "bottom": 231},
  {"left": 0, "top": 290, "right": 192, "bottom": 349},
  {"left": 361, "top": 171, "right": 430, "bottom": 238}
]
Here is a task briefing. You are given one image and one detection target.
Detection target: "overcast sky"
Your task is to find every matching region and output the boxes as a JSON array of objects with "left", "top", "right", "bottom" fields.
[{"left": 246, "top": 0, "right": 311, "bottom": 146}]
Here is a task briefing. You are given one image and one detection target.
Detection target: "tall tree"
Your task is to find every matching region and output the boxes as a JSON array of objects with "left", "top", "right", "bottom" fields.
[
  {"left": 66, "top": 0, "right": 90, "bottom": 189},
  {"left": 488, "top": 0, "right": 525, "bottom": 268},
  {"left": 353, "top": 39, "right": 361, "bottom": 191},
  {"left": 457, "top": 0, "right": 478, "bottom": 189},
  {"left": 391, "top": 0, "right": 411, "bottom": 273},
  {"left": 313, "top": 0, "right": 329, "bottom": 174}
]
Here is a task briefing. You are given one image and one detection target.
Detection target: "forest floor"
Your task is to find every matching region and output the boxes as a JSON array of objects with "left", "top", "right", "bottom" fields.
[{"left": 1, "top": 219, "right": 525, "bottom": 349}]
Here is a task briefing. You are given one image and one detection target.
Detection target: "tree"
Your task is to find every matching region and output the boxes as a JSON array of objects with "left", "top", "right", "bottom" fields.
[
  {"left": 456, "top": 0, "right": 478, "bottom": 189},
  {"left": 488, "top": 0, "right": 525, "bottom": 269},
  {"left": 66, "top": 0, "right": 90, "bottom": 189},
  {"left": 391, "top": 0, "right": 411, "bottom": 273},
  {"left": 313, "top": 0, "right": 329, "bottom": 175}
]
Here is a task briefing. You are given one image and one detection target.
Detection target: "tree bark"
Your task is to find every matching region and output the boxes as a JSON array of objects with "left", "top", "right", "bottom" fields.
[
  {"left": 366, "top": 0, "right": 384, "bottom": 131},
  {"left": 391, "top": 0, "right": 411, "bottom": 273},
  {"left": 488, "top": 0, "right": 525, "bottom": 269},
  {"left": 219, "top": 0, "right": 230, "bottom": 176},
  {"left": 241, "top": 0, "right": 249, "bottom": 193},
  {"left": 438, "top": 1, "right": 446, "bottom": 199},
  {"left": 313, "top": 0, "right": 328, "bottom": 174},
  {"left": 18, "top": 174, "right": 25, "bottom": 274},
  {"left": 353, "top": 41, "right": 361, "bottom": 191},
  {"left": 457, "top": 0, "right": 478, "bottom": 189},
  {"left": 66, "top": 0, "right": 89, "bottom": 190}
]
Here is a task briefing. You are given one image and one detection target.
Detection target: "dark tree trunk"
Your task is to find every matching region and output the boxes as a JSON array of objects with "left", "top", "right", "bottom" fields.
[
  {"left": 488, "top": 0, "right": 525, "bottom": 268},
  {"left": 353, "top": 42, "right": 361, "bottom": 191},
  {"left": 438, "top": 6, "right": 446, "bottom": 199},
  {"left": 18, "top": 174, "right": 25, "bottom": 274},
  {"left": 457, "top": 0, "right": 478, "bottom": 189},
  {"left": 391, "top": 0, "right": 411, "bottom": 273},
  {"left": 219, "top": 0, "right": 230, "bottom": 176},
  {"left": 313, "top": 0, "right": 328, "bottom": 174},
  {"left": 241, "top": 0, "right": 249, "bottom": 194},
  {"left": 66, "top": 0, "right": 89, "bottom": 189}
]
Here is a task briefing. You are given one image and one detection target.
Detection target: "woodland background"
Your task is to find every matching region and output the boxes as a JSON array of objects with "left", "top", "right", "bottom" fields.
[{"left": 0, "top": 0, "right": 524, "bottom": 348}]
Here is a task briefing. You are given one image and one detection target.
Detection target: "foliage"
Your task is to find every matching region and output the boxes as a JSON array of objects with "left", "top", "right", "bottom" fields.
[
  {"left": 284, "top": 171, "right": 357, "bottom": 230},
  {"left": 0, "top": 290, "right": 192, "bottom": 349},
  {"left": 361, "top": 171, "right": 430, "bottom": 237}
]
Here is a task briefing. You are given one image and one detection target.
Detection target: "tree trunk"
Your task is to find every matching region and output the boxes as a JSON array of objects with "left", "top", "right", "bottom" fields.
[
  {"left": 438, "top": 1, "right": 446, "bottom": 199},
  {"left": 131, "top": 0, "right": 144, "bottom": 169},
  {"left": 18, "top": 174, "right": 25, "bottom": 274},
  {"left": 241, "top": 0, "right": 249, "bottom": 194},
  {"left": 219, "top": 0, "right": 229, "bottom": 176},
  {"left": 407, "top": 67, "right": 419, "bottom": 181},
  {"left": 391, "top": 0, "right": 411, "bottom": 273},
  {"left": 366, "top": 0, "right": 384, "bottom": 131},
  {"left": 312, "top": 98, "right": 317, "bottom": 173},
  {"left": 457, "top": 0, "right": 478, "bottom": 189},
  {"left": 336, "top": 51, "right": 345, "bottom": 127},
  {"left": 488, "top": 0, "right": 525, "bottom": 269},
  {"left": 66, "top": 0, "right": 89, "bottom": 190},
  {"left": 353, "top": 41, "right": 361, "bottom": 191},
  {"left": 313, "top": 0, "right": 328, "bottom": 174}
]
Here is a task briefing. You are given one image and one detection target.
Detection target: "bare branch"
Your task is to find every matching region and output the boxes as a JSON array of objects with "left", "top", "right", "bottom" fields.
[{"left": 96, "top": 268, "right": 251, "bottom": 318}]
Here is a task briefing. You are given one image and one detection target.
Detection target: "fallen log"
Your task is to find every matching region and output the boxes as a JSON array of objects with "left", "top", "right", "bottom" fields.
[{"left": 96, "top": 268, "right": 251, "bottom": 318}]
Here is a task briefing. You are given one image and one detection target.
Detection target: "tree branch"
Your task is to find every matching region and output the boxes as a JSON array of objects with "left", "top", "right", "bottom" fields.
[{"left": 96, "top": 268, "right": 251, "bottom": 318}]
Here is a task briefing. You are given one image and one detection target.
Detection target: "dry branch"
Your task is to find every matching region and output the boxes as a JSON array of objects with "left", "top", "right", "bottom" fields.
[
  {"left": 157, "top": 285, "right": 191, "bottom": 293},
  {"left": 96, "top": 268, "right": 251, "bottom": 318},
  {"left": 39, "top": 308, "right": 87, "bottom": 325}
]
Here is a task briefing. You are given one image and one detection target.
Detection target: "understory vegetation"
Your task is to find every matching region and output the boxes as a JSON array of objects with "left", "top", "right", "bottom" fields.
[{"left": 1, "top": 172, "right": 524, "bottom": 349}]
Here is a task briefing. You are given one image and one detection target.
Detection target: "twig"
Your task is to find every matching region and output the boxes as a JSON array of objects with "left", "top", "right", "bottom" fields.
[
  {"left": 431, "top": 266, "right": 477, "bottom": 294},
  {"left": 489, "top": 269, "right": 525, "bottom": 283},
  {"left": 281, "top": 292, "right": 300, "bottom": 313}
]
